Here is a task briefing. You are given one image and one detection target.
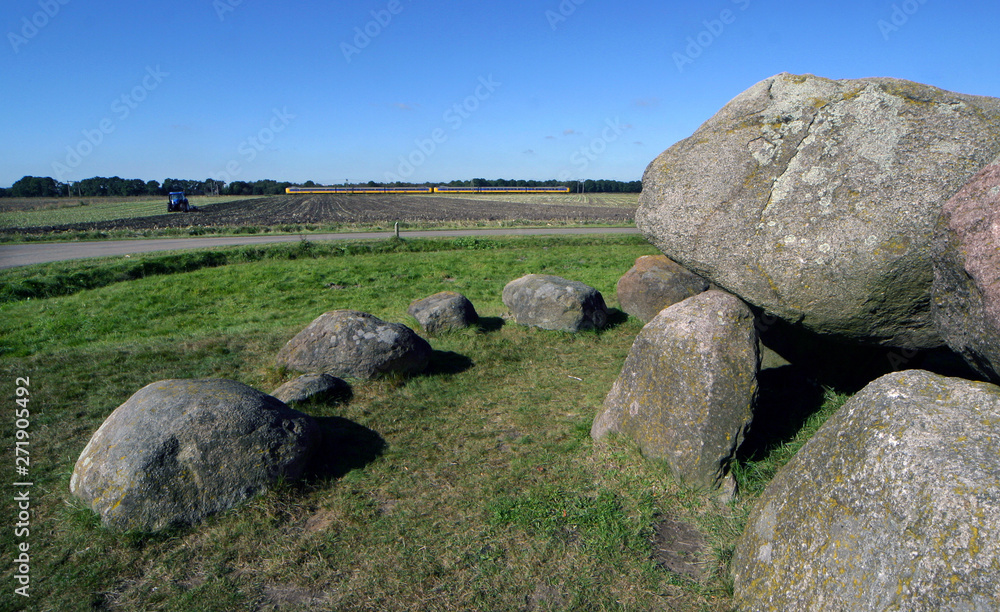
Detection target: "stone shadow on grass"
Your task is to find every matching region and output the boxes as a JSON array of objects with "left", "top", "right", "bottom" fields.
[
  {"left": 600, "top": 308, "right": 630, "bottom": 331},
  {"left": 424, "top": 350, "right": 475, "bottom": 376},
  {"left": 305, "top": 416, "right": 387, "bottom": 481},
  {"left": 737, "top": 364, "right": 826, "bottom": 462},
  {"left": 475, "top": 316, "right": 505, "bottom": 333}
]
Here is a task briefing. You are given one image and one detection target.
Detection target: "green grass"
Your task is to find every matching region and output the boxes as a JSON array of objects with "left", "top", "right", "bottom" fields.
[
  {"left": 0, "top": 218, "right": 636, "bottom": 244},
  {"left": 0, "top": 235, "right": 847, "bottom": 611},
  {"left": 732, "top": 387, "right": 849, "bottom": 498},
  {"left": 0, "top": 195, "right": 264, "bottom": 229}
]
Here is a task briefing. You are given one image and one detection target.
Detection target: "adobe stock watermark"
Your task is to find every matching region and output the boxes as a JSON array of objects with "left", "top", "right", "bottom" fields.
[
  {"left": 51, "top": 65, "right": 168, "bottom": 181},
  {"left": 557, "top": 117, "right": 630, "bottom": 181},
  {"left": 213, "top": 0, "right": 243, "bottom": 22},
  {"left": 878, "top": 0, "right": 928, "bottom": 41},
  {"left": 212, "top": 107, "right": 296, "bottom": 183},
  {"left": 341, "top": 0, "right": 406, "bottom": 63},
  {"left": 546, "top": 0, "right": 586, "bottom": 30},
  {"left": 8, "top": 0, "right": 70, "bottom": 54},
  {"left": 385, "top": 75, "right": 501, "bottom": 182},
  {"left": 672, "top": 0, "right": 751, "bottom": 72}
]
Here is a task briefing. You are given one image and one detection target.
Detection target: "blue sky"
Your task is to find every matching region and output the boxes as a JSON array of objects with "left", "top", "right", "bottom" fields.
[{"left": 2, "top": 0, "right": 998, "bottom": 187}]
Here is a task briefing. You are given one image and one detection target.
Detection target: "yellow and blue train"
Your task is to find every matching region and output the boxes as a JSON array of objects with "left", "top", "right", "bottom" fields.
[{"left": 285, "top": 185, "right": 571, "bottom": 195}]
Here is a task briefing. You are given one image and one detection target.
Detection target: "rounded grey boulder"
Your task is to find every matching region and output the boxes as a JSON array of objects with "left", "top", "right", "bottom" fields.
[
  {"left": 407, "top": 291, "right": 479, "bottom": 333},
  {"left": 637, "top": 72, "right": 1000, "bottom": 349},
  {"left": 276, "top": 310, "right": 431, "bottom": 379},
  {"left": 616, "top": 254, "right": 710, "bottom": 323},
  {"left": 591, "top": 290, "right": 758, "bottom": 489},
  {"left": 271, "top": 372, "right": 350, "bottom": 405},
  {"left": 70, "top": 379, "right": 319, "bottom": 532},
  {"left": 732, "top": 370, "right": 1000, "bottom": 611},
  {"left": 502, "top": 274, "right": 608, "bottom": 332}
]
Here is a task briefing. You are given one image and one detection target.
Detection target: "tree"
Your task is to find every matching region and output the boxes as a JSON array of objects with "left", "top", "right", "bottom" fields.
[{"left": 11, "top": 176, "right": 60, "bottom": 197}]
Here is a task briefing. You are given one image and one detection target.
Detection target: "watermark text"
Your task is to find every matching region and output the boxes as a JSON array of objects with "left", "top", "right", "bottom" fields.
[
  {"left": 673, "top": 0, "right": 751, "bottom": 72},
  {"left": 8, "top": 0, "right": 70, "bottom": 54},
  {"left": 878, "top": 0, "right": 929, "bottom": 40},
  {"left": 12, "top": 376, "right": 32, "bottom": 598},
  {"left": 51, "top": 66, "right": 168, "bottom": 181},
  {"left": 342, "top": 0, "right": 406, "bottom": 63},
  {"left": 385, "top": 75, "right": 500, "bottom": 181},
  {"left": 213, "top": 107, "right": 296, "bottom": 183}
]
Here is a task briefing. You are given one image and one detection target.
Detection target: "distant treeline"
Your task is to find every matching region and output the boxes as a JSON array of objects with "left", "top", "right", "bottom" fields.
[{"left": 2, "top": 175, "right": 641, "bottom": 197}]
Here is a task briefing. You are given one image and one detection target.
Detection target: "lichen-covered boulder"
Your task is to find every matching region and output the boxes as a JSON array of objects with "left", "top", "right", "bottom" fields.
[
  {"left": 732, "top": 370, "right": 1000, "bottom": 611},
  {"left": 591, "top": 290, "right": 758, "bottom": 489},
  {"left": 932, "top": 153, "right": 1000, "bottom": 383},
  {"left": 407, "top": 291, "right": 478, "bottom": 333},
  {"left": 637, "top": 72, "right": 1000, "bottom": 349},
  {"left": 276, "top": 310, "right": 431, "bottom": 379},
  {"left": 271, "top": 372, "right": 350, "bottom": 405},
  {"left": 616, "top": 254, "right": 710, "bottom": 323},
  {"left": 502, "top": 274, "right": 608, "bottom": 332},
  {"left": 70, "top": 379, "right": 319, "bottom": 531}
]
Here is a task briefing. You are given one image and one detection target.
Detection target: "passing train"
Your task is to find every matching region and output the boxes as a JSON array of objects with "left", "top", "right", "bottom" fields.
[{"left": 285, "top": 185, "right": 572, "bottom": 195}]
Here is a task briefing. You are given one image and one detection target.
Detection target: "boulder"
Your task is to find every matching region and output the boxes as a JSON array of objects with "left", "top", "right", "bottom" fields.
[
  {"left": 502, "top": 274, "right": 609, "bottom": 332},
  {"left": 732, "top": 370, "right": 1000, "bottom": 611},
  {"left": 70, "top": 379, "right": 319, "bottom": 531},
  {"left": 636, "top": 72, "right": 1000, "bottom": 349},
  {"left": 616, "top": 254, "right": 710, "bottom": 323},
  {"left": 407, "top": 291, "right": 478, "bottom": 333},
  {"left": 271, "top": 373, "right": 350, "bottom": 405},
  {"left": 932, "top": 154, "right": 1000, "bottom": 383},
  {"left": 276, "top": 310, "right": 431, "bottom": 379},
  {"left": 591, "top": 290, "right": 758, "bottom": 489}
]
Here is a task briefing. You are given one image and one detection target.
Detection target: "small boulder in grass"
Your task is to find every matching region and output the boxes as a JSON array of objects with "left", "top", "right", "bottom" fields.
[
  {"left": 408, "top": 291, "right": 478, "bottom": 333},
  {"left": 271, "top": 372, "right": 350, "bottom": 405},
  {"left": 616, "top": 254, "right": 710, "bottom": 323},
  {"left": 70, "top": 378, "right": 319, "bottom": 532},
  {"left": 502, "top": 274, "right": 609, "bottom": 332},
  {"left": 275, "top": 310, "right": 431, "bottom": 379}
]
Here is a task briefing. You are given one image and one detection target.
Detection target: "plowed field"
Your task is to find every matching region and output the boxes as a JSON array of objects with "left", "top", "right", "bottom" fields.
[{"left": 14, "top": 194, "right": 635, "bottom": 233}]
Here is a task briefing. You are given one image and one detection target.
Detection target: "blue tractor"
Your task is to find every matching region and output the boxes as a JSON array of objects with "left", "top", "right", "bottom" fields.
[{"left": 167, "top": 191, "right": 198, "bottom": 212}]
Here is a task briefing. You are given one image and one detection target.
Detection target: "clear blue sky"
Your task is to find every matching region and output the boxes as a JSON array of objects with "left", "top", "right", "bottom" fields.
[{"left": 2, "top": 0, "right": 998, "bottom": 187}]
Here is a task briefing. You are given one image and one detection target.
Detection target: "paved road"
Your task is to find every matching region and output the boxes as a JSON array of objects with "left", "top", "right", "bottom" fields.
[{"left": 0, "top": 227, "right": 640, "bottom": 269}]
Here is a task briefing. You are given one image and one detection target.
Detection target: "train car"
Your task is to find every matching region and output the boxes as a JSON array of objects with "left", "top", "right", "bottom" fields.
[
  {"left": 433, "top": 186, "right": 571, "bottom": 194},
  {"left": 285, "top": 186, "right": 434, "bottom": 194},
  {"left": 285, "top": 185, "right": 572, "bottom": 195}
]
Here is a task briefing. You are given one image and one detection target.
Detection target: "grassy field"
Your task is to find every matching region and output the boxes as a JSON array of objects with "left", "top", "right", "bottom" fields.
[
  {"left": 0, "top": 235, "right": 844, "bottom": 611},
  {"left": 0, "top": 195, "right": 267, "bottom": 229}
]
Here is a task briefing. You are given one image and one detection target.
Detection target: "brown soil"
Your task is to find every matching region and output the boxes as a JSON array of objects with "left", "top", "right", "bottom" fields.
[{"left": 13, "top": 194, "right": 634, "bottom": 233}]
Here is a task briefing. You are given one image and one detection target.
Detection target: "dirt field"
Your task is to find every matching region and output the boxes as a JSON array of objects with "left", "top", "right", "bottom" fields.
[{"left": 10, "top": 194, "right": 635, "bottom": 233}]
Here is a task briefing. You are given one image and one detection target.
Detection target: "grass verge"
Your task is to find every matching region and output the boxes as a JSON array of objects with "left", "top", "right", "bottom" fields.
[{"left": 0, "top": 219, "right": 635, "bottom": 244}]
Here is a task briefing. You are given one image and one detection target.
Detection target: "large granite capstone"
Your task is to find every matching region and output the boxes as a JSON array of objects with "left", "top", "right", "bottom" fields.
[{"left": 637, "top": 72, "right": 1000, "bottom": 349}]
